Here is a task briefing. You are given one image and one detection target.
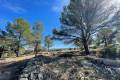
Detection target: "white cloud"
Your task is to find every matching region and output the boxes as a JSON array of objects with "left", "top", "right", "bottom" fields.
[
  {"left": 114, "top": 0, "right": 120, "bottom": 3},
  {"left": 0, "top": 0, "right": 26, "bottom": 14},
  {"left": 111, "top": 0, "right": 120, "bottom": 7},
  {"left": 3, "top": 4, "right": 26, "bottom": 14},
  {"left": 52, "top": 0, "right": 70, "bottom": 13}
]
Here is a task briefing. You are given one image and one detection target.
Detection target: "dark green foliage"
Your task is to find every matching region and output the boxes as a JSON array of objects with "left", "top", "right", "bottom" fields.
[
  {"left": 101, "top": 45, "right": 117, "bottom": 59},
  {"left": 92, "top": 46, "right": 97, "bottom": 49},
  {"left": 116, "top": 32, "right": 120, "bottom": 43},
  {"left": 0, "top": 18, "right": 33, "bottom": 57},
  {"left": 96, "top": 28, "right": 118, "bottom": 47},
  {"left": 23, "top": 50, "right": 32, "bottom": 55},
  {"left": 117, "top": 48, "right": 120, "bottom": 58},
  {"left": 58, "top": 52, "right": 74, "bottom": 57},
  {"left": 45, "top": 35, "right": 53, "bottom": 51},
  {"left": 0, "top": 19, "right": 44, "bottom": 57},
  {"left": 0, "top": 46, "right": 4, "bottom": 58}
]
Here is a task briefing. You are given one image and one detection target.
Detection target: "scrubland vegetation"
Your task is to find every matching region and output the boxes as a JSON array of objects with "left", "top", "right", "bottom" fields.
[{"left": 0, "top": 0, "right": 120, "bottom": 80}]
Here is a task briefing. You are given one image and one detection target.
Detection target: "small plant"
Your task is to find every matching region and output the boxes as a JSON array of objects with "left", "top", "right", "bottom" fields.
[{"left": 101, "top": 45, "right": 117, "bottom": 59}]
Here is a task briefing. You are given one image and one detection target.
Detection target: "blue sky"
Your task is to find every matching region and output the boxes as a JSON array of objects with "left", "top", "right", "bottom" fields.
[{"left": 0, "top": 0, "right": 73, "bottom": 48}]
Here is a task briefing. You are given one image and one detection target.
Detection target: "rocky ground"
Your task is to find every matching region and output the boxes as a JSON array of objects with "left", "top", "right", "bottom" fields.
[
  {"left": 19, "top": 55, "right": 120, "bottom": 80},
  {"left": 0, "top": 53, "right": 120, "bottom": 80}
]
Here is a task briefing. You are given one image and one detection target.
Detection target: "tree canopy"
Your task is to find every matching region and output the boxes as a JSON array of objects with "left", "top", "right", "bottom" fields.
[
  {"left": 53, "top": 0, "right": 120, "bottom": 54},
  {"left": 32, "top": 22, "right": 43, "bottom": 56},
  {"left": 45, "top": 35, "right": 53, "bottom": 51}
]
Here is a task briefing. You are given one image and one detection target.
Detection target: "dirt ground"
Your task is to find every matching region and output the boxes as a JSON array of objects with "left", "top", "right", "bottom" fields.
[{"left": 0, "top": 55, "right": 35, "bottom": 80}]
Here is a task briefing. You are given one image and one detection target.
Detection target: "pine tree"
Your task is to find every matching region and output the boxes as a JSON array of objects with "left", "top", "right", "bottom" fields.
[
  {"left": 53, "top": 0, "right": 120, "bottom": 55},
  {"left": 32, "top": 22, "right": 43, "bottom": 56},
  {"left": 45, "top": 35, "right": 53, "bottom": 51}
]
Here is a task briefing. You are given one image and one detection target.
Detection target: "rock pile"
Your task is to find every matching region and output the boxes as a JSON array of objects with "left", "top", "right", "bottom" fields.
[{"left": 19, "top": 55, "right": 120, "bottom": 80}]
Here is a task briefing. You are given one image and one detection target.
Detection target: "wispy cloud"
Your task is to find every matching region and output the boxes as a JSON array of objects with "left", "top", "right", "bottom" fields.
[
  {"left": 0, "top": 0, "right": 26, "bottom": 14},
  {"left": 0, "top": 18, "right": 8, "bottom": 29},
  {"left": 0, "top": 18, "right": 7, "bottom": 25},
  {"left": 52, "top": 0, "right": 70, "bottom": 13}
]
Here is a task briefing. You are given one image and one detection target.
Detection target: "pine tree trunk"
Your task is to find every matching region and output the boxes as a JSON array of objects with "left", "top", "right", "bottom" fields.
[
  {"left": 0, "top": 53, "right": 2, "bottom": 58},
  {"left": 15, "top": 33, "right": 22, "bottom": 57},
  {"left": 16, "top": 45, "right": 20, "bottom": 57},
  {"left": 81, "top": 30, "right": 90, "bottom": 55},
  {"left": 82, "top": 37, "right": 90, "bottom": 55},
  {"left": 83, "top": 41, "right": 90, "bottom": 55},
  {"left": 104, "top": 39, "right": 108, "bottom": 47},
  {"left": 34, "top": 41, "right": 38, "bottom": 57},
  {"left": 48, "top": 44, "right": 50, "bottom": 52},
  {"left": 0, "top": 47, "right": 4, "bottom": 58}
]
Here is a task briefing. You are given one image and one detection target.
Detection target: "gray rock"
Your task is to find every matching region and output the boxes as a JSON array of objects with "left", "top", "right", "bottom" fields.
[
  {"left": 19, "top": 78, "right": 28, "bottom": 80},
  {"left": 20, "top": 74, "right": 28, "bottom": 78},
  {"left": 19, "top": 56, "right": 120, "bottom": 80},
  {"left": 38, "top": 73, "right": 43, "bottom": 80}
]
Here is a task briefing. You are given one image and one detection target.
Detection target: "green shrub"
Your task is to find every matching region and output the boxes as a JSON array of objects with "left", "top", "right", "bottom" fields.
[
  {"left": 117, "top": 48, "right": 120, "bottom": 58},
  {"left": 20, "top": 48, "right": 26, "bottom": 55},
  {"left": 100, "top": 45, "right": 117, "bottom": 59},
  {"left": 24, "top": 50, "right": 32, "bottom": 55},
  {"left": 117, "top": 48, "right": 120, "bottom": 53},
  {"left": 91, "top": 45, "right": 98, "bottom": 49}
]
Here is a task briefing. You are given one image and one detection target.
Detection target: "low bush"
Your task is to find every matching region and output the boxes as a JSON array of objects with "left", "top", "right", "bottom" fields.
[
  {"left": 100, "top": 45, "right": 117, "bottom": 59},
  {"left": 23, "top": 50, "right": 33, "bottom": 55},
  {"left": 117, "top": 48, "right": 120, "bottom": 58},
  {"left": 91, "top": 45, "right": 98, "bottom": 49},
  {"left": 58, "top": 53, "right": 74, "bottom": 58}
]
